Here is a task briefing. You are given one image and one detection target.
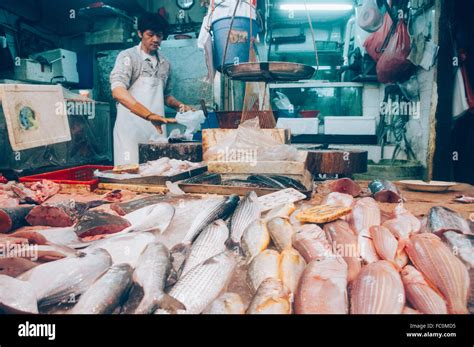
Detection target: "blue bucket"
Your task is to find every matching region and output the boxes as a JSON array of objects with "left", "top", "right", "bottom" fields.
[{"left": 211, "top": 16, "right": 260, "bottom": 72}]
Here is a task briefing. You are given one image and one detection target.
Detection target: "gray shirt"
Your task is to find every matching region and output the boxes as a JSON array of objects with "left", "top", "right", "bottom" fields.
[{"left": 110, "top": 44, "right": 172, "bottom": 97}]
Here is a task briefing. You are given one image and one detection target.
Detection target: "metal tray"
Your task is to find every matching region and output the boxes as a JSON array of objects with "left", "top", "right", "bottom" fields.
[
  {"left": 224, "top": 62, "right": 315, "bottom": 82},
  {"left": 98, "top": 166, "right": 207, "bottom": 186}
]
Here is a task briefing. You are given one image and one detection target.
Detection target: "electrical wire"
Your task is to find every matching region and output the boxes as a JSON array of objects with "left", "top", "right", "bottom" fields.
[{"left": 303, "top": 0, "right": 319, "bottom": 79}]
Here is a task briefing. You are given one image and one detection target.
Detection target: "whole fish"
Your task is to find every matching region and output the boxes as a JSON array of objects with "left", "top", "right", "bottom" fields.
[
  {"left": 443, "top": 231, "right": 474, "bottom": 269},
  {"left": 0, "top": 275, "right": 38, "bottom": 314},
  {"left": 370, "top": 226, "right": 398, "bottom": 265},
  {"left": 229, "top": 192, "right": 261, "bottom": 247},
  {"left": 122, "top": 203, "right": 175, "bottom": 234},
  {"left": 279, "top": 248, "right": 306, "bottom": 294},
  {"left": 401, "top": 265, "right": 448, "bottom": 314},
  {"left": 348, "top": 197, "right": 381, "bottom": 235},
  {"left": 427, "top": 206, "right": 472, "bottom": 236},
  {"left": 156, "top": 251, "right": 236, "bottom": 314},
  {"left": 246, "top": 278, "right": 292, "bottom": 314},
  {"left": 323, "top": 220, "right": 361, "bottom": 282},
  {"left": 247, "top": 175, "right": 287, "bottom": 189},
  {"left": 382, "top": 217, "right": 413, "bottom": 251},
  {"left": 0, "top": 257, "right": 38, "bottom": 277},
  {"left": 122, "top": 242, "right": 184, "bottom": 314},
  {"left": 247, "top": 249, "right": 281, "bottom": 293},
  {"left": 368, "top": 179, "right": 403, "bottom": 203},
  {"left": 267, "top": 217, "right": 294, "bottom": 252},
  {"left": 86, "top": 232, "right": 156, "bottom": 268},
  {"left": 358, "top": 229, "right": 380, "bottom": 265},
  {"left": 295, "top": 256, "right": 348, "bottom": 314},
  {"left": 395, "top": 249, "right": 409, "bottom": 269},
  {"left": 351, "top": 261, "right": 405, "bottom": 314},
  {"left": 5, "top": 244, "right": 85, "bottom": 262},
  {"left": 202, "top": 293, "right": 245, "bottom": 314},
  {"left": 70, "top": 263, "right": 133, "bottom": 314},
  {"left": 393, "top": 205, "right": 421, "bottom": 233},
  {"left": 17, "top": 249, "right": 112, "bottom": 307},
  {"left": 406, "top": 233, "right": 470, "bottom": 314},
  {"left": 181, "top": 220, "right": 229, "bottom": 277},
  {"left": 241, "top": 219, "right": 270, "bottom": 261},
  {"left": 181, "top": 195, "right": 239, "bottom": 245},
  {"left": 292, "top": 224, "right": 331, "bottom": 263},
  {"left": 269, "top": 175, "right": 307, "bottom": 191},
  {"left": 34, "top": 227, "right": 88, "bottom": 249},
  {"left": 329, "top": 178, "right": 361, "bottom": 197}
]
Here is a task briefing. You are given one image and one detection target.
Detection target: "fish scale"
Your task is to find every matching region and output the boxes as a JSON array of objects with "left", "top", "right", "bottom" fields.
[
  {"left": 164, "top": 252, "right": 236, "bottom": 314},
  {"left": 181, "top": 220, "right": 229, "bottom": 276},
  {"left": 230, "top": 192, "right": 261, "bottom": 246}
]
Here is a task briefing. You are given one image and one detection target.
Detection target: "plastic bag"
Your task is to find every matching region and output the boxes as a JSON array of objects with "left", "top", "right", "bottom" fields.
[
  {"left": 376, "top": 20, "right": 414, "bottom": 83},
  {"left": 175, "top": 110, "right": 206, "bottom": 134},
  {"left": 357, "top": 0, "right": 384, "bottom": 33},
  {"left": 364, "top": 13, "right": 393, "bottom": 62},
  {"left": 204, "top": 118, "right": 300, "bottom": 162}
]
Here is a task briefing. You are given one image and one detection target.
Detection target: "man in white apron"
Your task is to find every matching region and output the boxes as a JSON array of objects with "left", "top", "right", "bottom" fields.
[{"left": 110, "top": 13, "right": 194, "bottom": 166}]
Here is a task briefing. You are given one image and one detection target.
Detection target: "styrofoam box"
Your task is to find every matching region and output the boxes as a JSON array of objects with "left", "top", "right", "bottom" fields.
[
  {"left": 276, "top": 118, "right": 319, "bottom": 135},
  {"left": 324, "top": 116, "right": 376, "bottom": 135},
  {"left": 13, "top": 59, "right": 53, "bottom": 83}
]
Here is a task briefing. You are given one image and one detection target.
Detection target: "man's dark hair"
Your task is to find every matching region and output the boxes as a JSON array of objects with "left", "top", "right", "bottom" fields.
[{"left": 138, "top": 13, "right": 168, "bottom": 36}]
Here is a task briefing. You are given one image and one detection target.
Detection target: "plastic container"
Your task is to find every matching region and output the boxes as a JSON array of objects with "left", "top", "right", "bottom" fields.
[
  {"left": 211, "top": 16, "right": 260, "bottom": 72},
  {"left": 19, "top": 165, "right": 113, "bottom": 191}
]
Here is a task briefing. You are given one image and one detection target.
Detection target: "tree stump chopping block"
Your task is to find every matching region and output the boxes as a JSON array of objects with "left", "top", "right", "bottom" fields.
[{"left": 305, "top": 149, "right": 368, "bottom": 175}]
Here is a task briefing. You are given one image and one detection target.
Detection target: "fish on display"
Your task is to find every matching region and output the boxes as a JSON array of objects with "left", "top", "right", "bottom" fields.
[
  {"left": 267, "top": 217, "right": 294, "bottom": 252},
  {"left": 247, "top": 249, "right": 280, "bottom": 293},
  {"left": 156, "top": 251, "right": 236, "bottom": 314},
  {"left": 401, "top": 265, "right": 448, "bottom": 314},
  {"left": 442, "top": 231, "right": 474, "bottom": 268},
  {"left": 406, "top": 233, "right": 470, "bottom": 314},
  {"left": 241, "top": 219, "right": 270, "bottom": 261},
  {"left": 350, "top": 260, "right": 405, "bottom": 314},
  {"left": 264, "top": 203, "right": 296, "bottom": 221},
  {"left": 229, "top": 192, "right": 261, "bottom": 248},
  {"left": 70, "top": 263, "right": 133, "bottom": 314},
  {"left": 268, "top": 175, "right": 307, "bottom": 191},
  {"left": 382, "top": 217, "right": 413, "bottom": 252},
  {"left": 183, "top": 173, "right": 222, "bottom": 185},
  {"left": 181, "top": 220, "right": 229, "bottom": 277},
  {"left": 279, "top": 248, "right": 306, "bottom": 294},
  {"left": 110, "top": 195, "right": 202, "bottom": 216},
  {"left": 323, "top": 220, "right": 361, "bottom": 282},
  {"left": 247, "top": 175, "right": 287, "bottom": 189},
  {"left": 322, "top": 192, "right": 354, "bottom": 208},
  {"left": 0, "top": 274, "right": 38, "bottom": 314},
  {"left": 329, "top": 178, "right": 362, "bottom": 197},
  {"left": 74, "top": 211, "right": 132, "bottom": 238},
  {"left": 427, "top": 206, "right": 472, "bottom": 236},
  {"left": 370, "top": 226, "right": 399, "bottom": 265},
  {"left": 181, "top": 195, "right": 239, "bottom": 245},
  {"left": 5, "top": 244, "right": 85, "bottom": 262},
  {"left": 122, "top": 242, "right": 184, "bottom": 314},
  {"left": 246, "top": 278, "right": 292, "bottom": 314},
  {"left": 202, "top": 293, "right": 246, "bottom": 314},
  {"left": 393, "top": 205, "right": 421, "bottom": 233},
  {"left": 292, "top": 224, "right": 331, "bottom": 263},
  {"left": 220, "top": 180, "right": 262, "bottom": 188},
  {"left": 17, "top": 249, "right": 112, "bottom": 308},
  {"left": 0, "top": 206, "right": 33, "bottom": 233},
  {"left": 0, "top": 257, "right": 38, "bottom": 277},
  {"left": 33, "top": 227, "right": 88, "bottom": 249},
  {"left": 368, "top": 180, "right": 403, "bottom": 203},
  {"left": 85, "top": 232, "right": 156, "bottom": 268},
  {"left": 121, "top": 203, "right": 175, "bottom": 234},
  {"left": 294, "top": 256, "right": 348, "bottom": 314}
]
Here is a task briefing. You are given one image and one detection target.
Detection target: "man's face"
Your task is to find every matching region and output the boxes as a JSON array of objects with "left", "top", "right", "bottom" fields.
[{"left": 139, "top": 30, "right": 163, "bottom": 52}]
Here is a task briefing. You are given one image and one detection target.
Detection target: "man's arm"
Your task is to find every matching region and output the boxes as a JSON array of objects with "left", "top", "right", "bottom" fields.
[{"left": 165, "top": 95, "right": 196, "bottom": 112}]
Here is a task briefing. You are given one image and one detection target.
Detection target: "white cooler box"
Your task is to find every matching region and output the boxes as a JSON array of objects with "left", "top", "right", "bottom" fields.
[
  {"left": 276, "top": 118, "right": 319, "bottom": 135},
  {"left": 324, "top": 116, "right": 376, "bottom": 135}
]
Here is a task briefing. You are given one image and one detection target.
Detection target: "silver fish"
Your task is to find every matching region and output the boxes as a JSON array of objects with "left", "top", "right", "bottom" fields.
[
  {"left": 247, "top": 278, "right": 292, "bottom": 314},
  {"left": 18, "top": 249, "right": 112, "bottom": 307},
  {"left": 202, "top": 293, "right": 246, "bottom": 314},
  {"left": 279, "top": 248, "right": 306, "bottom": 294},
  {"left": 229, "top": 192, "right": 261, "bottom": 247},
  {"left": 85, "top": 232, "right": 156, "bottom": 268},
  {"left": 34, "top": 227, "right": 89, "bottom": 249},
  {"left": 123, "top": 242, "right": 184, "bottom": 314},
  {"left": 181, "top": 195, "right": 239, "bottom": 245},
  {"left": 156, "top": 251, "right": 236, "bottom": 314},
  {"left": 0, "top": 274, "right": 38, "bottom": 314},
  {"left": 181, "top": 220, "right": 229, "bottom": 277},
  {"left": 70, "top": 263, "right": 133, "bottom": 314}
]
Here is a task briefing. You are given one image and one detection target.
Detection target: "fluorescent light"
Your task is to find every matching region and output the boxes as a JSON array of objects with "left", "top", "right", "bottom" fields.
[{"left": 280, "top": 4, "right": 353, "bottom": 11}]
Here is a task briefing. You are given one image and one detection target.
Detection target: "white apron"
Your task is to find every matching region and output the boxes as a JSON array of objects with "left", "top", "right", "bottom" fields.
[{"left": 113, "top": 73, "right": 166, "bottom": 166}]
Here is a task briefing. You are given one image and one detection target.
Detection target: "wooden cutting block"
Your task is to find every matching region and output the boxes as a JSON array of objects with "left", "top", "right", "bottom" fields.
[
  {"left": 139, "top": 143, "right": 203, "bottom": 163},
  {"left": 0, "top": 84, "right": 71, "bottom": 151},
  {"left": 202, "top": 128, "right": 291, "bottom": 154},
  {"left": 305, "top": 149, "right": 368, "bottom": 175}
]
